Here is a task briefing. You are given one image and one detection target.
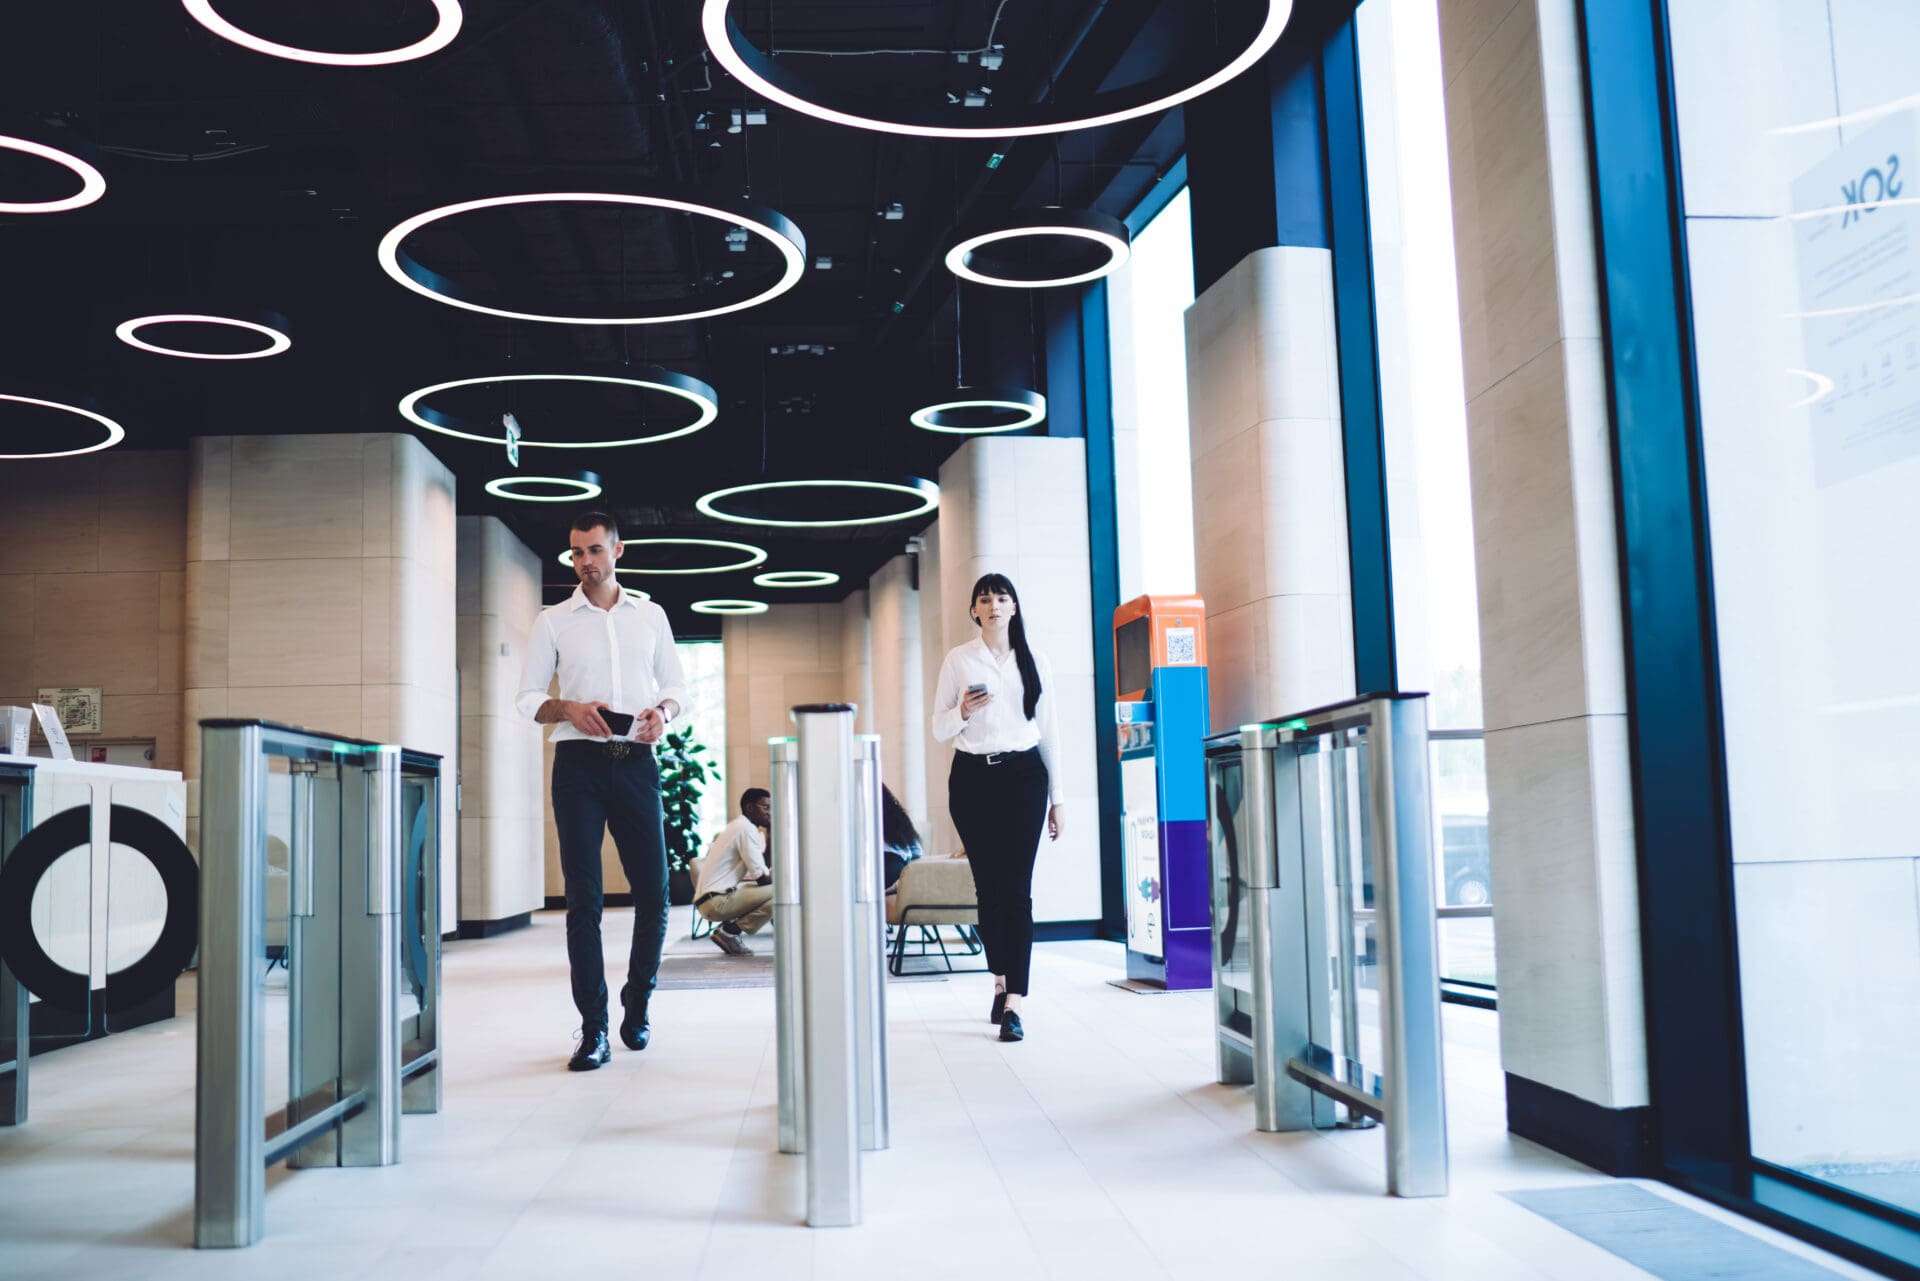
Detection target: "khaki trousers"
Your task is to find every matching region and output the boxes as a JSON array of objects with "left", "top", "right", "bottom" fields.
[{"left": 697, "top": 883, "right": 773, "bottom": 933}]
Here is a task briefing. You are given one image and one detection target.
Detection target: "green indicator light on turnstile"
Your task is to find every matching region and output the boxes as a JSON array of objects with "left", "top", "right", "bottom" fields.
[
  {"left": 1238, "top": 724, "right": 1263, "bottom": 733},
  {"left": 1277, "top": 718, "right": 1310, "bottom": 732}
]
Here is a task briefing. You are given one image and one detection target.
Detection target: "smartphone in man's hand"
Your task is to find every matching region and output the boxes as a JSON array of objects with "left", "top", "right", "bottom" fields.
[{"left": 599, "top": 709, "right": 636, "bottom": 737}]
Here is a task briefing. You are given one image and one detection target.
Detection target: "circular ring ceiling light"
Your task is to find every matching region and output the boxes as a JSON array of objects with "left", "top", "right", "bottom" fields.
[
  {"left": 114, "top": 311, "right": 291, "bottom": 360},
  {"left": 754, "top": 570, "right": 840, "bottom": 588},
  {"left": 910, "top": 386, "right": 1046, "bottom": 434},
  {"left": 556, "top": 537, "right": 769, "bottom": 576},
  {"left": 400, "top": 370, "right": 718, "bottom": 448},
  {"left": 0, "top": 134, "right": 106, "bottom": 214},
  {"left": 486, "top": 470, "right": 602, "bottom": 503},
  {"left": 692, "top": 599, "right": 769, "bottom": 616},
  {"left": 181, "top": 0, "right": 464, "bottom": 67},
  {"left": 378, "top": 187, "right": 806, "bottom": 325},
  {"left": 0, "top": 392, "right": 126, "bottom": 459},
  {"left": 701, "top": 0, "right": 1293, "bottom": 139},
  {"left": 946, "top": 209, "right": 1131, "bottom": 289},
  {"left": 696, "top": 478, "right": 939, "bottom": 528}
]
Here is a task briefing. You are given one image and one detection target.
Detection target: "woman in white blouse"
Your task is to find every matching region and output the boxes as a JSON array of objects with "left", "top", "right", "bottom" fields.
[{"left": 932, "top": 572, "right": 1062, "bottom": 1043}]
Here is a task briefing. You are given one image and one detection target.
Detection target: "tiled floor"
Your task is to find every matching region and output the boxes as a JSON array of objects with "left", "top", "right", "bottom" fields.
[{"left": 0, "top": 913, "right": 1880, "bottom": 1281}]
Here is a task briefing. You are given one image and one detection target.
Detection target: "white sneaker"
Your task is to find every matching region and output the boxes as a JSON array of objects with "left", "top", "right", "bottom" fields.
[{"left": 712, "top": 928, "right": 751, "bottom": 957}]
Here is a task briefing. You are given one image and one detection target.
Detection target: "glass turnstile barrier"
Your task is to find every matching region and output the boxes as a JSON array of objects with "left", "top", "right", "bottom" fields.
[
  {"left": 195, "top": 721, "right": 442, "bottom": 1249},
  {"left": 1205, "top": 693, "right": 1449, "bottom": 1197}
]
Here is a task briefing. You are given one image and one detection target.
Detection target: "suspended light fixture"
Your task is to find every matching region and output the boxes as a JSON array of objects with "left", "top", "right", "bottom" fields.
[
  {"left": 378, "top": 186, "right": 806, "bottom": 325},
  {"left": 695, "top": 478, "right": 939, "bottom": 528},
  {"left": 181, "top": 0, "right": 464, "bottom": 67},
  {"left": 946, "top": 208, "right": 1130, "bottom": 289},
  {"left": 700, "top": 0, "right": 1292, "bottom": 139},
  {"left": 400, "top": 370, "right": 718, "bottom": 448},
  {"left": 753, "top": 570, "right": 840, "bottom": 588},
  {"left": 485, "top": 470, "right": 602, "bottom": 503},
  {"left": 0, "top": 390, "right": 126, "bottom": 459},
  {"left": 555, "top": 538, "right": 769, "bottom": 576},
  {"left": 691, "top": 599, "right": 769, "bottom": 616},
  {"left": 0, "top": 133, "right": 105, "bottom": 214},
  {"left": 114, "top": 310, "right": 291, "bottom": 360}
]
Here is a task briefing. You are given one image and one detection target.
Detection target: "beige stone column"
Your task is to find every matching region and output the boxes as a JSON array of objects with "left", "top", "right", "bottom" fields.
[
  {"left": 934, "top": 436, "right": 1100, "bottom": 923},
  {"left": 720, "top": 602, "right": 852, "bottom": 799},
  {"left": 185, "top": 433, "right": 459, "bottom": 926},
  {"left": 1184, "top": 247, "right": 1356, "bottom": 731},
  {"left": 1440, "top": 0, "right": 1649, "bottom": 1150},
  {"left": 455, "top": 516, "right": 544, "bottom": 930}
]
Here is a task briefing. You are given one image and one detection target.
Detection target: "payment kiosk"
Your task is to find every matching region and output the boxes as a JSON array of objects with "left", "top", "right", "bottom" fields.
[{"left": 1114, "top": 595, "right": 1211, "bottom": 989}]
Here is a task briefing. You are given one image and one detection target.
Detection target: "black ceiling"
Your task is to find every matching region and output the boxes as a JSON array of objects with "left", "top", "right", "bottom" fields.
[{"left": 0, "top": 2, "right": 1331, "bottom": 636}]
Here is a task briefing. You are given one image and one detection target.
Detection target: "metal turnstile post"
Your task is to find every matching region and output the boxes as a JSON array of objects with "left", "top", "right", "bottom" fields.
[
  {"left": 794, "top": 704, "right": 861, "bottom": 1227},
  {"left": 195, "top": 723, "right": 269, "bottom": 1248},
  {"left": 338, "top": 744, "right": 402, "bottom": 1167},
  {"left": 852, "top": 734, "right": 890, "bottom": 1153},
  {"left": 1371, "top": 698, "right": 1447, "bottom": 1196},
  {"left": 771, "top": 737, "right": 805, "bottom": 1156}
]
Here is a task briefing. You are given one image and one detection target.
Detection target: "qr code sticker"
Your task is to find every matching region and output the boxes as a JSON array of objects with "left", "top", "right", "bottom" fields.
[{"left": 1165, "top": 627, "right": 1197, "bottom": 665}]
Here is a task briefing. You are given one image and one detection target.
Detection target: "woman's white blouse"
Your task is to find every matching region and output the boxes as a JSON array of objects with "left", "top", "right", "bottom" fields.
[{"left": 931, "top": 637, "right": 1062, "bottom": 803}]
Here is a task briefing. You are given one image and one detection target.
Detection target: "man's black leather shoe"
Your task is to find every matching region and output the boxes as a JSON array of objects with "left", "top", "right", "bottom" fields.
[
  {"left": 998, "top": 1010, "right": 1024, "bottom": 1043},
  {"left": 989, "top": 991, "right": 1007, "bottom": 1025},
  {"left": 618, "top": 983, "right": 651, "bottom": 1051},
  {"left": 569, "top": 1029, "right": 611, "bottom": 1071}
]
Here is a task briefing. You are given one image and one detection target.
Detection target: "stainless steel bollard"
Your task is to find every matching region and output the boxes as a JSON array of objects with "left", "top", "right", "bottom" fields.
[
  {"left": 770, "top": 737, "right": 805, "bottom": 1156},
  {"left": 1370, "top": 698, "right": 1448, "bottom": 1197},
  {"left": 338, "top": 744, "right": 402, "bottom": 1168},
  {"left": 851, "top": 735, "right": 890, "bottom": 1153},
  {"left": 793, "top": 705, "right": 861, "bottom": 1227},
  {"left": 195, "top": 723, "right": 269, "bottom": 1248}
]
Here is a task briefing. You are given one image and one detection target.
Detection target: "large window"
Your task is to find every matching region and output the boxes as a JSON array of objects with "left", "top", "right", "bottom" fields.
[
  {"left": 1356, "top": 0, "right": 1490, "bottom": 995},
  {"left": 1105, "top": 185, "right": 1198, "bottom": 601},
  {"left": 1666, "top": 0, "right": 1920, "bottom": 1225},
  {"left": 677, "top": 640, "right": 728, "bottom": 838}
]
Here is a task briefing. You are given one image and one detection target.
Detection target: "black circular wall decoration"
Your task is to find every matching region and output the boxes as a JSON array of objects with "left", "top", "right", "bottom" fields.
[{"left": 0, "top": 805, "right": 199, "bottom": 1014}]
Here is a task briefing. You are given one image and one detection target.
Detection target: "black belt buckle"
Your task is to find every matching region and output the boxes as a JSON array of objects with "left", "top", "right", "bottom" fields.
[{"left": 606, "top": 740, "right": 632, "bottom": 759}]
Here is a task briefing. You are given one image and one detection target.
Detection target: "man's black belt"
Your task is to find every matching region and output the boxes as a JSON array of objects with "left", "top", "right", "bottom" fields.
[{"left": 557, "top": 738, "right": 651, "bottom": 760}]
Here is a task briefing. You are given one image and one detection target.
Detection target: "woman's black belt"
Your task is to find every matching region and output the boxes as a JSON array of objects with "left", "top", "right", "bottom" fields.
[{"left": 955, "top": 746, "right": 1041, "bottom": 766}]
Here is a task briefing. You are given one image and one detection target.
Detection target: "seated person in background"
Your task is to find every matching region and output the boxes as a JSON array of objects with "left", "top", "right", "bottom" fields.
[
  {"left": 695, "top": 788, "right": 772, "bottom": 957},
  {"left": 881, "top": 784, "right": 923, "bottom": 891}
]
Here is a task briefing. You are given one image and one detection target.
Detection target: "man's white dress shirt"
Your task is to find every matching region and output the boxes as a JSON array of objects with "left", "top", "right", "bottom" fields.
[
  {"left": 931, "top": 636, "right": 1062, "bottom": 803},
  {"left": 515, "top": 585, "right": 687, "bottom": 742},
  {"left": 695, "top": 816, "right": 769, "bottom": 899}
]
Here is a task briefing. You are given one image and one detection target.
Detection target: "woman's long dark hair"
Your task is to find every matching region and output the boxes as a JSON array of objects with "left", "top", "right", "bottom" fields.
[
  {"left": 879, "top": 784, "right": 921, "bottom": 855},
  {"left": 970, "top": 572, "right": 1042, "bottom": 720}
]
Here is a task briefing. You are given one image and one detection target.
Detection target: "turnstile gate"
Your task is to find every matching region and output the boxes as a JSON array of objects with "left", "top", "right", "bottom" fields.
[
  {"left": 195, "top": 720, "right": 443, "bottom": 1248},
  {"left": 1205, "top": 694, "right": 1449, "bottom": 1197}
]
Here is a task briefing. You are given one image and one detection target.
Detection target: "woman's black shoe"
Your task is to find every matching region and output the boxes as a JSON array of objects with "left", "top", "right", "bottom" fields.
[
  {"left": 998, "top": 1010, "right": 1024, "bottom": 1042},
  {"left": 989, "top": 991, "right": 1007, "bottom": 1025}
]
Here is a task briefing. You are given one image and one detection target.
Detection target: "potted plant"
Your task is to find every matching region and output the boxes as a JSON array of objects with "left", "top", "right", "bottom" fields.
[{"left": 657, "top": 723, "right": 714, "bottom": 906}]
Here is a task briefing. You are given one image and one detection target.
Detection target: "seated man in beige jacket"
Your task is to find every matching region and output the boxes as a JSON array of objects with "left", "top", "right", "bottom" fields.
[{"left": 694, "top": 788, "right": 772, "bottom": 956}]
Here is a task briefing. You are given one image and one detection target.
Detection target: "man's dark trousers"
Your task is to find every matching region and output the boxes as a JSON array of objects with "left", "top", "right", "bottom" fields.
[{"left": 552, "top": 741, "right": 669, "bottom": 1033}]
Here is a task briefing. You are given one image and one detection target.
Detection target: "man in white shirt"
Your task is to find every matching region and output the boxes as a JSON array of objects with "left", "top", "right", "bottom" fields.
[
  {"left": 516, "top": 511, "right": 687, "bottom": 1072},
  {"left": 693, "top": 788, "right": 772, "bottom": 956}
]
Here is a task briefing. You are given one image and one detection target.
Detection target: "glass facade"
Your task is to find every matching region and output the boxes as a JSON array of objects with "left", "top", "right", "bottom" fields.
[
  {"left": 1105, "top": 186, "right": 1199, "bottom": 601},
  {"left": 1356, "top": 0, "right": 1493, "bottom": 996},
  {"left": 1666, "top": 0, "right": 1920, "bottom": 1223}
]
